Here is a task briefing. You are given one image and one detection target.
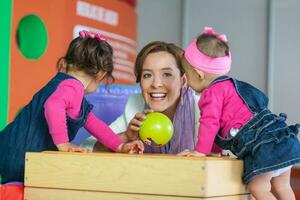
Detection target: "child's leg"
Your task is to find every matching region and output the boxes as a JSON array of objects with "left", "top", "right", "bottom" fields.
[
  {"left": 271, "top": 169, "right": 295, "bottom": 200},
  {"left": 247, "top": 172, "right": 276, "bottom": 200}
]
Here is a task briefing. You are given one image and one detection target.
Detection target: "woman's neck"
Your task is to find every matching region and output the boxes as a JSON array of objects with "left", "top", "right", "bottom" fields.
[{"left": 162, "top": 97, "right": 181, "bottom": 120}]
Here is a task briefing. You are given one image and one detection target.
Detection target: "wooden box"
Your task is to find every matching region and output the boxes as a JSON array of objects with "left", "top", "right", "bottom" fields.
[{"left": 24, "top": 152, "right": 249, "bottom": 200}]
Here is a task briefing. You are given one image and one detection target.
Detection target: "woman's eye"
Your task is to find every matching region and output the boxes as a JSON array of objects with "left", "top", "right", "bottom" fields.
[
  {"left": 163, "top": 72, "right": 172, "bottom": 77},
  {"left": 142, "top": 73, "right": 152, "bottom": 79}
]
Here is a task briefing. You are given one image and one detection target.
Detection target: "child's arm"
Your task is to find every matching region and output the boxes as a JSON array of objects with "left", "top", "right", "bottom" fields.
[
  {"left": 177, "top": 149, "right": 221, "bottom": 157},
  {"left": 44, "top": 87, "right": 74, "bottom": 145},
  {"left": 194, "top": 87, "right": 224, "bottom": 155},
  {"left": 177, "top": 149, "right": 206, "bottom": 157},
  {"left": 84, "top": 112, "right": 123, "bottom": 151},
  {"left": 56, "top": 142, "right": 90, "bottom": 152},
  {"left": 44, "top": 79, "right": 89, "bottom": 152},
  {"left": 116, "top": 140, "right": 144, "bottom": 154},
  {"left": 84, "top": 112, "right": 144, "bottom": 153}
]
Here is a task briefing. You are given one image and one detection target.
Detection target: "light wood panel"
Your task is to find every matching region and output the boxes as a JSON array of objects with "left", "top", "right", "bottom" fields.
[
  {"left": 24, "top": 187, "right": 251, "bottom": 200},
  {"left": 25, "top": 151, "right": 247, "bottom": 198}
]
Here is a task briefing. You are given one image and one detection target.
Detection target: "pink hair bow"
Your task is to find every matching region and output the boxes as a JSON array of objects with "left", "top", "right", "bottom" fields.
[
  {"left": 79, "top": 30, "right": 107, "bottom": 42},
  {"left": 203, "top": 26, "right": 227, "bottom": 42}
]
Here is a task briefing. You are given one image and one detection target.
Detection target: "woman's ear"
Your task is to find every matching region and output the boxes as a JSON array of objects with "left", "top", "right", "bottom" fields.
[{"left": 181, "top": 73, "right": 188, "bottom": 88}]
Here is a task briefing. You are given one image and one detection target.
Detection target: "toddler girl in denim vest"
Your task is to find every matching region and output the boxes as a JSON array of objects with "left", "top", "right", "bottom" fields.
[
  {"left": 179, "top": 26, "right": 300, "bottom": 200},
  {"left": 0, "top": 30, "right": 143, "bottom": 184}
]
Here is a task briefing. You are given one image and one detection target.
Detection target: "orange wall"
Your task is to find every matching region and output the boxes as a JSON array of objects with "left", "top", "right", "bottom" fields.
[{"left": 9, "top": 0, "right": 137, "bottom": 121}]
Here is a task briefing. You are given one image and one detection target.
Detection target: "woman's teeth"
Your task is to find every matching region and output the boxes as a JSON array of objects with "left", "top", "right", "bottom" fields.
[{"left": 150, "top": 93, "right": 166, "bottom": 98}]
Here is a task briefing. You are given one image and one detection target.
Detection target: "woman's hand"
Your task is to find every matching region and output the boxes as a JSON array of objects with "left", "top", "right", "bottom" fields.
[
  {"left": 177, "top": 149, "right": 206, "bottom": 157},
  {"left": 56, "top": 142, "right": 90, "bottom": 153},
  {"left": 117, "top": 140, "right": 144, "bottom": 154},
  {"left": 125, "top": 109, "right": 153, "bottom": 141}
]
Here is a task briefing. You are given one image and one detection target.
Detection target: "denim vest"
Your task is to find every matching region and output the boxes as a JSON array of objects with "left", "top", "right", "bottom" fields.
[
  {"left": 0, "top": 73, "right": 93, "bottom": 183},
  {"left": 211, "top": 76, "right": 300, "bottom": 183}
]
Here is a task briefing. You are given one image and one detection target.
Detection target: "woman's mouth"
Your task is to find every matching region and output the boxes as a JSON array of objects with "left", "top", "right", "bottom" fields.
[{"left": 149, "top": 92, "right": 167, "bottom": 100}]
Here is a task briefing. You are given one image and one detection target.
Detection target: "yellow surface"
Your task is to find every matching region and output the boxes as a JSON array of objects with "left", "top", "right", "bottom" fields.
[
  {"left": 25, "top": 187, "right": 251, "bottom": 200},
  {"left": 25, "top": 151, "right": 247, "bottom": 198}
]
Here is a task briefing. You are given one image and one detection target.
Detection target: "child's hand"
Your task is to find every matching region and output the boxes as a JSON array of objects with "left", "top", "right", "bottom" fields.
[
  {"left": 56, "top": 142, "right": 90, "bottom": 153},
  {"left": 177, "top": 149, "right": 206, "bottom": 157},
  {"left": 209, "top": 152, "right": 222, "bottom": 157},
  {"left": 117, "top": 140, "right": 144, "bottom": 154},
  {"left": 125, "top": 109, "right": 153, "bottom": 141}
]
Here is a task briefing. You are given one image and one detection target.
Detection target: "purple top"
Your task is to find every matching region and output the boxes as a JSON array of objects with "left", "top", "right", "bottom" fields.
[{"left": 144, "top": 87, "right": 196, "bottom": 154}]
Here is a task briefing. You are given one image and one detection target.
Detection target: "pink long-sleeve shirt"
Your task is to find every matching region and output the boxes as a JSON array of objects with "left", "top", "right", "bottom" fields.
[
  {"left": 44, "top": 78, "right": 122, "bottom": 151},
  {"left": 195, "top": 80, "right": 253, "bottom": 155}
]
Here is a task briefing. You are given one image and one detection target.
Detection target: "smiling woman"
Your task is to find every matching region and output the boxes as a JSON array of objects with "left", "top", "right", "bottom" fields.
[{"left": 82, "top": 41, "right": 200, "bottom": 154}]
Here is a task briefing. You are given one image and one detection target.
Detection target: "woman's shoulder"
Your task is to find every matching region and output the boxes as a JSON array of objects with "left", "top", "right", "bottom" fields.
[
  {"left": 190, "top": 89, "right": 201, "bottom": 121},
  {"left": 108, "top": 93, "right": 145, "bottom": 133},
  {"left": 127, "top": 93, "right": 145, "bottom": 103},
  {"left": 191, "top": 89, "right": 200, "bottom": 102},
  {"left": 124, "top": 93, "right": 145, "bottom": 113}
]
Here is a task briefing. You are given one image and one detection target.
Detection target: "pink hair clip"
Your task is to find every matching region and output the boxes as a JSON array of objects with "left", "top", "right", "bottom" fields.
[
  {"left": 79, "top": 30, "right": 107, "bottom": 42},
  {"left": 94, "top": 33, "right": 107, "bottom": 41},
  {"left": 203, "top": 26, "right": 228, "bottom": 42}
]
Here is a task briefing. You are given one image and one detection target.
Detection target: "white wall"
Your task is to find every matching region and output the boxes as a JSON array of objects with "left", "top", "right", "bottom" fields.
[
  {"left": 137, "top": 0, "right": 182, "bottom": 50},
  {"left": 182, "top": 0, "right": 269, "bottom": 92},
  {"left": 271, "top": 0, "right": 300, "bottom": 124},
  {"left": 137, "top": 0, "right": 300, "bottom": 124}
]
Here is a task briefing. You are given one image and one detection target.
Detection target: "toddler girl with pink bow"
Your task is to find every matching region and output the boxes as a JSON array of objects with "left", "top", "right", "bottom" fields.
[
  {"left": 179, "top": 26, "right": 300, "bottom": 200},
  {"left": 0, "top": 30, "right": 143, "bottom": 184}
]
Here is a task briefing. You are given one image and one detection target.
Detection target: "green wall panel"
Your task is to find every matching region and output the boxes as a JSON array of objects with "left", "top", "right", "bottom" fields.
[{"left": 0, "top": 0, "right": 12, "bottom": 130}]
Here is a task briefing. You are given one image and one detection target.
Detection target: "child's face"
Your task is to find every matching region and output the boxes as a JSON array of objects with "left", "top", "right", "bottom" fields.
[{"left": 181, "top": 57, "right": 206, "bottom": 93}]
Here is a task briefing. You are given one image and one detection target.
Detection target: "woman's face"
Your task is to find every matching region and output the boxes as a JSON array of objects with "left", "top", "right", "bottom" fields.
[{"left": 140, "top": 51, "right": 185, "bottom": 117}]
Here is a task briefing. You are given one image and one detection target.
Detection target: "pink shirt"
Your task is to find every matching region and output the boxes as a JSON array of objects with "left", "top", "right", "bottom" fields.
[
  {"left": 44, "top": 78, "right": 122, "bottom": 151},
  {"left": 195, "top": 80, "right": 253, "bottom": 155}
]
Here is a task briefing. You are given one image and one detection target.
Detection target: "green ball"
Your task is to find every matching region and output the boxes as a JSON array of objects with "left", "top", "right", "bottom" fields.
[{"left": 139, "top": 112, "right": 174, "bottom": 146}]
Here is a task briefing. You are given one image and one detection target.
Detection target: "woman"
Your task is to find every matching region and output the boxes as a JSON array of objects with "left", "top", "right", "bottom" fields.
[{"left": 82, "top": 41, "right": 200, "bottom": 154}]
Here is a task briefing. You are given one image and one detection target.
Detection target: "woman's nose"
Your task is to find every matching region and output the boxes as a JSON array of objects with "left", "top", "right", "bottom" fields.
[{"left": 151, "top": 76, "right": 163, "bottom": 88}]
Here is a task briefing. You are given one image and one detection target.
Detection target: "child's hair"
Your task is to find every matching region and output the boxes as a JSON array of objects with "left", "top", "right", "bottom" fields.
[
  {"left": 196, "top": 34, "right": 230, "bottom": 58},
  {"left": 134, "top": 41, "right": 184, "bottom": 83},
  {"left": 57, "top": 36, "right": 114, "bottom": 83},
  {"left": 184, "top": 27, "right": 232, "bottom": 75}
]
